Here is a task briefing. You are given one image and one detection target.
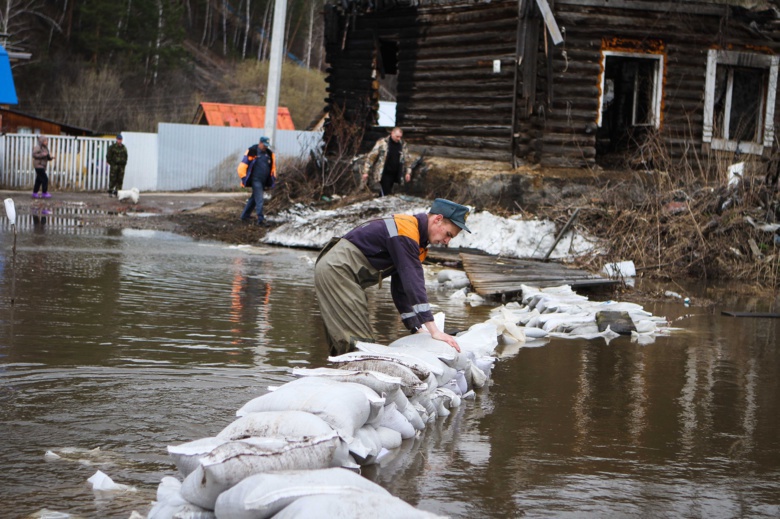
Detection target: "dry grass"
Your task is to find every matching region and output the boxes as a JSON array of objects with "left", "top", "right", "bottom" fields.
[{"left": 546, "top": 130, "right": 780, "bottom": 291}]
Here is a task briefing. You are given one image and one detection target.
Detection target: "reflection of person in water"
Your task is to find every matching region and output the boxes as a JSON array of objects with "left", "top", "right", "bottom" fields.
[{"left": 32, "top": 213, "right": 48, "bottom": 234}]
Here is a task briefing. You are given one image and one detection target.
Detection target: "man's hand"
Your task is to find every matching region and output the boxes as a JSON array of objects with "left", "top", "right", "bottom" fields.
[
  {"left": 421, "top": 319, "right": 461, "bottom": 352},
  {"left": 404, "top": 173, "right": 411, "bottom": 183}
]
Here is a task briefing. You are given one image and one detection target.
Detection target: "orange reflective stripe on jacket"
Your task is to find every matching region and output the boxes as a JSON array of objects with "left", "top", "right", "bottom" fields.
[{"left": 389, "top": 214, "right": 427, "bottom": 263}]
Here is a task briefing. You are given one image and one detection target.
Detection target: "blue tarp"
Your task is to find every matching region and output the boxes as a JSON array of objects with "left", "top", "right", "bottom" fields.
[{"left": 0, "top": 45, "right": 18, "bottom": 105}]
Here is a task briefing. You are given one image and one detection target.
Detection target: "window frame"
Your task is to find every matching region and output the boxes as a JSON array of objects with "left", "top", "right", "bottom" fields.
[
  {"left": 597, "top": 51, "right": 665, "bottom": 129},
  {"left": 703, "top": 49, "right": 778, "bottom": 155}
]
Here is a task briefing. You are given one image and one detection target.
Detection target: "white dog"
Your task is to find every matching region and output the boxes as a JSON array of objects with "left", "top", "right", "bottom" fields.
[{"left": 117, "top": 187, "right": 140, "bottom": 204}]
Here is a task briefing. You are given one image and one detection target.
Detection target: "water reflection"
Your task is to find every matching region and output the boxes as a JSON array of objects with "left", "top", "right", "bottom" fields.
[{"left": 1, "top": 227, "right": 779, "bottom": 518}]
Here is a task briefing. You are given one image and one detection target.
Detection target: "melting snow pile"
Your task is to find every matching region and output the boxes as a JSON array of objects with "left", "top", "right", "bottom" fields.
[
  {"left": 148, "top": 313, "right": 499, "bottom": 519},
  {"left": 263, "top": 196, "right": 600, "bottom": 260}
]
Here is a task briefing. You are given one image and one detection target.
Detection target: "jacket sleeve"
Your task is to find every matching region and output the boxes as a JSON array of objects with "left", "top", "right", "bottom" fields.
[
  {"left": 387, "top": 236, "right": 433, "bottom": 331},
  {"left": 236, "top": 149, "right": 255, "bottom": 186},
  {"left": 401, "top": 141, "right": 412, "bottom": 177},
  {"left": 362, "top": 138, "right": 383, "bottom": 178}
]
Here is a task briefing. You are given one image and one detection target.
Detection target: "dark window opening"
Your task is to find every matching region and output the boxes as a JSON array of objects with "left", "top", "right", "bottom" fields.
[
  {"left": 713, "top": 66, "right": 765, "bottom": 144},
  {"left": 597, "top": 55, "right": 659, "bottom": 163}
]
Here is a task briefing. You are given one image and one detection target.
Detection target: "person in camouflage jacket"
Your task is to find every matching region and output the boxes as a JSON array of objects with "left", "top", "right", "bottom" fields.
[
  {"left": 361, "top": 127, "right": 412, "bottom": 196},
  {"left": 106, "top": 134, "right": 128, "bottom": 197}
]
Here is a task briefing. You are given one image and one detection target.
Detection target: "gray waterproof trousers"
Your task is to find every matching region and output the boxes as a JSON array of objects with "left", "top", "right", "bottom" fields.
[{"left": 314, "top": 238, "right": 380, "bottom": 355}]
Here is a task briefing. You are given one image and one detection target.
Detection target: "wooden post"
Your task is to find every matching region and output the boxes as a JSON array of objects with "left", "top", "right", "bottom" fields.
[{"left": 544, "top": 207, "right": 580, "bottom": 261}]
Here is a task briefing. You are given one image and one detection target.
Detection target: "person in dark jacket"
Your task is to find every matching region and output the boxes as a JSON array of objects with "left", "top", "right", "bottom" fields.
[
  {"left": 239, "top": 136, "right": 276, "bottom": 226},
  {"left": 32, "top": 136, "right": 55, "bottom": 199},
  {"left": 314, "top": 198, "right": 471, "bottom": 355},
  {"left": 361, "top": 127, "right": 412, "bottom": 197},
  {"left": 106, "top": 134, "right": 128, "bottom": 197}
]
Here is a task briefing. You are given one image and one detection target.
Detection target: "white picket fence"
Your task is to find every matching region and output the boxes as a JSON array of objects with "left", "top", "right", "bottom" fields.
[
  {"left": 0, "top": 126, "right": 323, "bottom": 192},
  {"left": 0, "top": 135, "right": 113, "bottom": 191}
]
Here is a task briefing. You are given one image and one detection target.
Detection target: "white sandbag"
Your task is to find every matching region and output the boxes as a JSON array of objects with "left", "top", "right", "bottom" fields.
[
  {"left": 332, "top": 359, "right": 428, "bottom": 395},
  {"left": 180, "top": 433, "right": 349, "bottom": 510},
  {"left": 213, "top": 468, "right": 391, "bottom": 519},
  {"left": 377, "top": 402, "right": 416, "bottom": 440},
  {"left": 217, "top": 411, "right": 333, "bottom": 441},
  {"left": 352, "top": 343, "right": 447, "bottom": 379},
  {"left": 412, "top": 402, "right": 431, "bottom": 424},
  {"left": 167, "top": 437, "right": 226, "bottom": 478},
  {"left": 468, "top": 363, "right": 487, "bottom": 389},
  {"left": 374, "top": 426, "right": 403, "bottom": 450},
  {"left": 385, "top": 387, "right": 409, "bottom": 412},
  {"left": 400, "top": 400, "right": 425, "bottom": 431},
  {"left": 271, "top": 490, "right": 446, "bottom": 519},
  {"left": 292, "top": 367, "right": 402, "bottom": 395},
  {"left": 87, "top": 470, "right": 135, "bottom": 492},
  {"left": 235, "top": 377, "right": 376, "bottom": 438},
  {"left": 437, "top": 269, "right": 470, "bottom": 288},
  {"left": 523, "top": 326, "right": 548, "bottom": 338},
  {"left": 434, "top": 387, "right": 461, "bottom": 410},
  {"left": 351, "top": 425, "right": 382, "bottom": 464},
  {"left": 442, "top": 378, "right": 462, "bottom": 396},
  {"left": 474, "top": 356, "right": 495, "bottom": 377},
  {"left": 331, "top": 350, "right": 439, "bottom": 381},
  {"left": 148, "top": 477, "right": 215, "bottom": 519},
  {"left": 387, "top": 334, "right": 459, "bottom": 364}
]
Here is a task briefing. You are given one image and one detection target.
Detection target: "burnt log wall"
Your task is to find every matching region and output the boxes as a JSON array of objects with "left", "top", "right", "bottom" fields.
[{"left": 325, "top": 0, "right": 780, "bottom": 168}]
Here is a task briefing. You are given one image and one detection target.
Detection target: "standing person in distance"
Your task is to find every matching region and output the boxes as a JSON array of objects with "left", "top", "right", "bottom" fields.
[
  {"left": 362, "top": 127, "right": 412, "bottom": 197},
  {"left": 106, "top": 134, "right": 128, "bottom": 197},
  {"left": 238, "top": 136, "right": 276, "bottom": 227},
  {"left": 32, "top": 136, "right": 55, "bottom": 199}
]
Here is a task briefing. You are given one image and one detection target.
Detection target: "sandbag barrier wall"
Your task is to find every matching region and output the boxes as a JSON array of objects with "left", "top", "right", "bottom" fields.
[{"left": 148, "top": 316, "right": 501, "bottom": 519}]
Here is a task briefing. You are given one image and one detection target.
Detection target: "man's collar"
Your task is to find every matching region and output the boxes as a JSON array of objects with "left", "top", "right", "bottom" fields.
[{"left": 417, "top": 213, "right": 429, "bottom": 246}]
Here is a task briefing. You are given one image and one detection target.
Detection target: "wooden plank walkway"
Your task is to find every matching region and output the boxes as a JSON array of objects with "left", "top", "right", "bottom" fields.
[{"left": 459, "top": 252, "right": 618, "bottom": 298}]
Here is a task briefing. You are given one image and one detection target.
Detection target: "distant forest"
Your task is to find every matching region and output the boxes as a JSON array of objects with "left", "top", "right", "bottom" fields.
[{"left": 3, "top": 0, "right": 328, "bottom": 132}]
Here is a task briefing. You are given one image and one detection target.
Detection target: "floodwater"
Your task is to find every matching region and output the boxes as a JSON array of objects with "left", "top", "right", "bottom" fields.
[{"left": 1, "top": 217, "right": 779, "bottom": 519}]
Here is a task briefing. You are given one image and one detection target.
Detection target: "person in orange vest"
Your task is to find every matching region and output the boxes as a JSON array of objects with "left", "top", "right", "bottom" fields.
[
  {"left": 238, "top": 136, "right": 276, "bottom": 226},
  {"left": 314, "top": 198, "right": 471, "bottom": 355}
]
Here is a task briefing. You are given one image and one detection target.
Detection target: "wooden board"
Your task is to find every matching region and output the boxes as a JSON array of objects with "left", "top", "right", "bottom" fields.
[
  {"left": 460, "top": 252, "right": 618, "bottom": 298},
  {"left": 721, "top": 311, "right": 780, "bottom": 318}
]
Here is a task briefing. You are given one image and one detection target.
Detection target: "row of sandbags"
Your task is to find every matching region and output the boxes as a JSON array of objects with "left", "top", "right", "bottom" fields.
[
  {"left": 148, "top": 315, "right": 500, "bottom": 519},
  {"left": 486, "top": 284, "right": 671, "bottom": 346}
]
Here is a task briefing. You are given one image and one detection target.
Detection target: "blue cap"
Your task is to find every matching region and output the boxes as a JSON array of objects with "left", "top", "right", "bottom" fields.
[
  {"left": 259, "top": 136, "right": 270, "bottom": 146},
  {"left": 116, "top": 134, "right": 123, "bottom": 140},
  {"left": 430, "top": 198, "right": 471, "bottom": 233}
]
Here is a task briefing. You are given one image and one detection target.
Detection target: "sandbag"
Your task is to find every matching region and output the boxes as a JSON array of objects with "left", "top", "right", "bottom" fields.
[
  {"left": 235, "top": 377, "right": 379, "bottom": 439},
  {"left": 330, "top": 350, "right": 440, "bottom": 381},
  {"left": 354, "top": 342, "right": 455, "bottom": 384},
  {"left": 333, "top": 359, "right": 428, "bottom": 396},
  {"left": 351, "top": 425, "right": 382, "bottom": 464},
  {"left": 167, "top": 437, "right": 226, "bottom": 478},
  {"left": 147, "top": 476, "right": 215, "bottom": 519},
  {"left": 213, "top": 468, "right": 390, "bottom": 519},
  {"left": 216, "top": 411, "right": 334, "bottom": 441},
  {"left": 292, "top": 367, "right": 402, "bottom": 396},
  {"left": 180, "top": 433, "right": 349, "bottom": 510},
  {"left": 377, "top": 402, "right": 415, "bottom": 440},
  {"left": 374, "top": 426, "right": 402, "bottom": 451},
  {"left": 271, "top": 490, "right": 446, "bottom": 519}
]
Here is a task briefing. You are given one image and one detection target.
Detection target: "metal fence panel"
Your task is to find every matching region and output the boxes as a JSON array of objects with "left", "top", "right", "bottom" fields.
[
  {"left": 157, "top": 124, "right": 322, "bottom": 191},
  {"left": 121, "top": 132, "right": 158, "bottom": 191}
]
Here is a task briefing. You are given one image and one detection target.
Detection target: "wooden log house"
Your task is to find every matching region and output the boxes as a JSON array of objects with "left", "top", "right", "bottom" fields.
[{"left": 323, "top": 0, "right": 780, "bottom": 170}]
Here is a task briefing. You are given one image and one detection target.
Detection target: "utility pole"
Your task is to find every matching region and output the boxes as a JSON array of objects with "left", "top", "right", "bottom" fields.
[{"left": 264, "top": 0, "right": 287, "bottom": 145}]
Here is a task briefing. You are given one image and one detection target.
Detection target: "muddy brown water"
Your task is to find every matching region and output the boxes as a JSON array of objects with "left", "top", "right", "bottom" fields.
[{"left": 1, "top": 222, "right": 779, "bottom": 518}]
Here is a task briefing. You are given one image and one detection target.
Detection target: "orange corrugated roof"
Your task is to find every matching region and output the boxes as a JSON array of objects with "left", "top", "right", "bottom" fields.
[{"left": 197, "top": 102, "right": 295, "bottom": 130}]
